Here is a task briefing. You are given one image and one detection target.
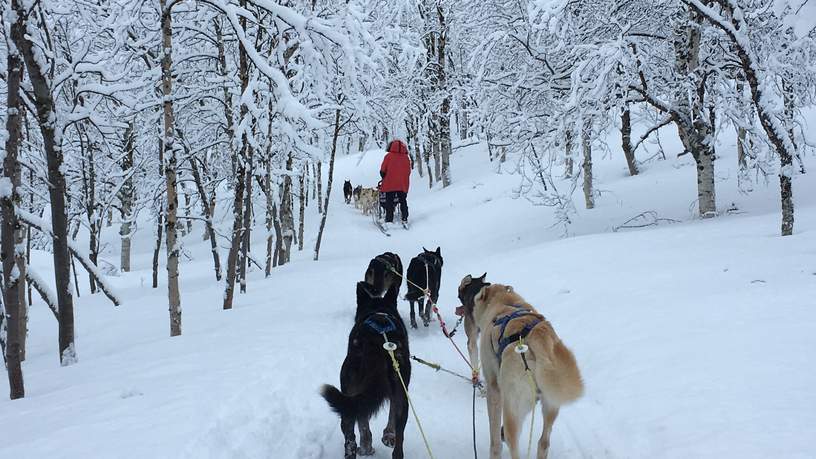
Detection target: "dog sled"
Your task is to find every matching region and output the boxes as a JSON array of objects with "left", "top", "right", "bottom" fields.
[{"left": 372, "top": 182, "right": 407, "bottom": 235}]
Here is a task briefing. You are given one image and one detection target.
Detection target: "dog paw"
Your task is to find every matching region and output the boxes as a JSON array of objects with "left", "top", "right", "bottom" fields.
[
  {"left": 381, "top": 432, "right": 396, "bottom": 448},
  {"left": 344, "top": 440, "right": 358, "bottom": 459},
  {"left": 410, "top": 321, "right": 417, "bottom": 329},
  {"left": 357, "top": 444, "right": 375, "bottom": 456},
  {"left": 422, "top": 320, "right": 429, "bottom": 327}
]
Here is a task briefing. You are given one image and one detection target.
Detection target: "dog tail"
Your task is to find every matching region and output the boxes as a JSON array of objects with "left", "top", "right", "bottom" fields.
[
  {"left": 528, "top": 329, "right": 584, "bottom": 406},
  {"left": 320, "top": 382, "right": 384, "bottom": 420}
]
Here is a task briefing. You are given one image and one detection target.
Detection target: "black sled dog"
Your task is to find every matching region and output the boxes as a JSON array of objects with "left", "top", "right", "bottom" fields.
[
  {"left": 321, "top": 282, "right": 411, "bottom": 459},
  {"left": 405, "top": 247, "right": 443, "bottom": 329},
  {"left": 343, "top": 180, "right": 353, "bottom": 204},
  {"left": 364, "top": 252, "right": 403, "bottom": 297}
]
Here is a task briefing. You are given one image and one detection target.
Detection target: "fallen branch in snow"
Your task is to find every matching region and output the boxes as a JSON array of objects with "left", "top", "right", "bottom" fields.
[
  {"left": 26, "top": 270, "right": 59, "bottom": 320},
  {"left": 17, "top": 209, "right": 122, "bottom": 306},
  {"left": 613, "top": 211, "right": 680, "bottom": 232}
]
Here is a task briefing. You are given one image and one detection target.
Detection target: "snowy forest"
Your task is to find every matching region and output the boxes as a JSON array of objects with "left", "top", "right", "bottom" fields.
[{"left": 1, "top": 0, "right": 815, "bottom": 458}]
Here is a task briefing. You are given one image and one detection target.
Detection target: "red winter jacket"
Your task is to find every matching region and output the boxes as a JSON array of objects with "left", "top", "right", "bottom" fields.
[{"left": 380, "top": 140, "right": 411, "bottom": 193}]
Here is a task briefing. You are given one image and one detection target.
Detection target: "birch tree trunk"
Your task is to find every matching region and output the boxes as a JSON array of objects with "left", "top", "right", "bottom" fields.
[
  {"left": 582, "top": 121, "right": 595, "bottom": 209},
  {"left": 120, "top": 123, "right": 135, "bottom": 272},
  {"left": 160, "top": 0, "right": 182, "bottom": 336},
  {"left": 279, "top": 154, "right": 295, "bottom": 265},
  {"left": 736, "top": 81, "right": 750, "bottom": 189},
  {"left": 272, "top": 201, "right": 283, "bottom": 268},
  {"left": 565, "top": 130, "right": 574, "bottom": 178},
  {"left": 781, "top": 78, "right": 805, "bottom": 174},
  {"left": 314, "top": 109, "right": 342, "bottom": 261},
  {"left": 239, "top": 150, "right": 253, "bottom": 294},
  {"left": 298, "top": 170, "right": 305, "bottom": 251},
  {"left": 424, "top": 134, "right": 434, "bottom": 188},
  {"left": 2, "top": 16, "right": 26, "bottom": 397},
  {"left": 303, "top": 164, "right": 309, "bottom": 208},
  {"left": 152, "top": 205, "right": 163, "bottom": 289},
  {"left": 317, "top": 161, "right": 323, "bottom": 215},
  {"left": 407, "top": 117, "right": 423, "bottom": 176},
  {"left": 737, "top": 126, "right": 748, "bottom": 166},
  {"left": 222, "top": 145, "right": 245, "bottom": 307},
  {"left": 189, "top": 155, "right": 221, "bottom": 280},
  {"left": 432, "top": 129, "right": 441, "bottom": 182},
  {"left": 674, "top": 5, "right": 716, "bottom": 217},
  {"left": 736, "top": 81, "right": 748, "bottom": 173},
  {"left": 12, "top": 0, "right": 77, "bottom": 365},
  {"left": 223, "top": 1, "right": 250, "bottom": 310},
  {"left": 437, "top": 5, "right": 452, "bottom": 188},
  {"left": 621, "top": 105, "right": 639, "bottom": 176},
  {"left": 16, "top": 215, "right": 26, "bottom": 363},
  {"left": 82, "top": 138, "right": 99, "bottom": 294},
  {"left": 459, "top": 105, "right": 469, "bottom": 141},
  {"left": 215, "top": 18, "right": 237, "bottom": 177},
  {"left": 26, "top": 170, "right": 34, "bottom": 309},
  {"left": 264, "top": 159, "right": 275, "bottom": 277}
]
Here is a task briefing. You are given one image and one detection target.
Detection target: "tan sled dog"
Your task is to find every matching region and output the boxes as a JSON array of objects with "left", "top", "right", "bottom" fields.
[
  {"left": 467, "top": 281, "right": 583, "bottom": 459},
  {"left": 356, "top": 187, "right": 379, "bottom": 215}
]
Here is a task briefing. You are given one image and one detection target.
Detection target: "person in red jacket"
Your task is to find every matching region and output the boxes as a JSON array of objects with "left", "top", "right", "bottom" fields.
[{"left": 380, "top": 139, "right": 411, "bottom": 224}]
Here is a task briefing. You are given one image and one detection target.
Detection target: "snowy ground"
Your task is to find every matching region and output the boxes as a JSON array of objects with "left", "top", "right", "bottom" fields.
[{"left": 2, "top": 135, "right": 815, "bottom": 458}]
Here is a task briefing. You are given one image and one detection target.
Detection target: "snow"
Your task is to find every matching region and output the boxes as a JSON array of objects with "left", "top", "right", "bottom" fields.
[{"left": 2, "top": 137, "right": 815, "bottom": 458}]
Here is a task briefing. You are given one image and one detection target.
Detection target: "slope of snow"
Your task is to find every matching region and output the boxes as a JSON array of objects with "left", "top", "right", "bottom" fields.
[{"left": 2, "top": 138, "right": 814, "bottom": 458}]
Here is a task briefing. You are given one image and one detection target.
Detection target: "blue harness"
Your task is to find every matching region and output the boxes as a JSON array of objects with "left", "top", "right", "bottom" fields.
[
  {"left": 493, "top": 304, "right": 543, "bottom": 361},
  {"left": 363, "top": 312, "right": 398, "bottom": 335}
]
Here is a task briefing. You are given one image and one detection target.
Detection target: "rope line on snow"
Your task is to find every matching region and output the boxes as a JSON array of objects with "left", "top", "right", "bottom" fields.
[
  {"left": 388, "top": 266, "right": 477, "bottom": 373},
  {"left": 411, "top": 355, "right": 485, "bottom": 390},
  {"left": 381, "top": 333, "right": 435, "bottom": 459}
]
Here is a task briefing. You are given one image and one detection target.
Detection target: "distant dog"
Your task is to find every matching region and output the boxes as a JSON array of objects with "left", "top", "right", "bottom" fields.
[
  {"left": 321, "top": 282, "right": 411, "bottom": 459},
  {"left": 344, "top": 180, "right": 353, "bottom": 204},
  {"left": 356, "top": 188, "right": 379, "bottom": 215},
  {"left": 353, "top": 185, "right": 362, "bottom": 204},
  {"left": 405, "top": 247, "right": 443, "bottom": 329},
  {"left": 469, "top": 282, "right": 583, "bottom": 459},
  {"left": 365, "top": 252, "right": 403, "bottom": 297}
]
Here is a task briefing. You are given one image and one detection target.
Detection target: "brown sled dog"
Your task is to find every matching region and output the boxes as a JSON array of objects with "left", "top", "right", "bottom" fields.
[{"left": 462, "top": 278, "right": 583, "bottom": 459}]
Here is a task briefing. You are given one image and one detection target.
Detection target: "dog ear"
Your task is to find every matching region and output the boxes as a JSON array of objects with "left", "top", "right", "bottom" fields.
[
  {"left": 435, "top": 246, "right": 441, "bottom": 256},
  {"left": 478, "top": 272, "right": 487, "bottom": 281},
  {"left": 422, "top": 246, "right": 429, "bottom": 253},
  {"left": 459, "top": 274, "right": 472, "bottom": 292},
  {"left": 476, "top": 285, "right": 489, "bottom": 302}
]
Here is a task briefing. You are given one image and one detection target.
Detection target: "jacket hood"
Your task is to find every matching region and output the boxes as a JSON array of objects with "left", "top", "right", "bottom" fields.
[{"left": 387, "top": 140, "right": 408, "bottom": 155}]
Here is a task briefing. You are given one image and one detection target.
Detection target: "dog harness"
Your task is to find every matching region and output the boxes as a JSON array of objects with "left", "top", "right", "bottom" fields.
[
  {"left": 493, "top": 304, "right": 543, "bottom": 362},
  {"left": 363, "top": 312, "right": 398, "bottom": 335}
]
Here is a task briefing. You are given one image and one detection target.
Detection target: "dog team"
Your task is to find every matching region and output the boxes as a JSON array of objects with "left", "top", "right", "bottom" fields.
[
  {"left": 321, "top": 248, "right": 584, "bottom": 459},
  {"left": 343, "top": 139, "right": 413, "bottom": 228}
]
